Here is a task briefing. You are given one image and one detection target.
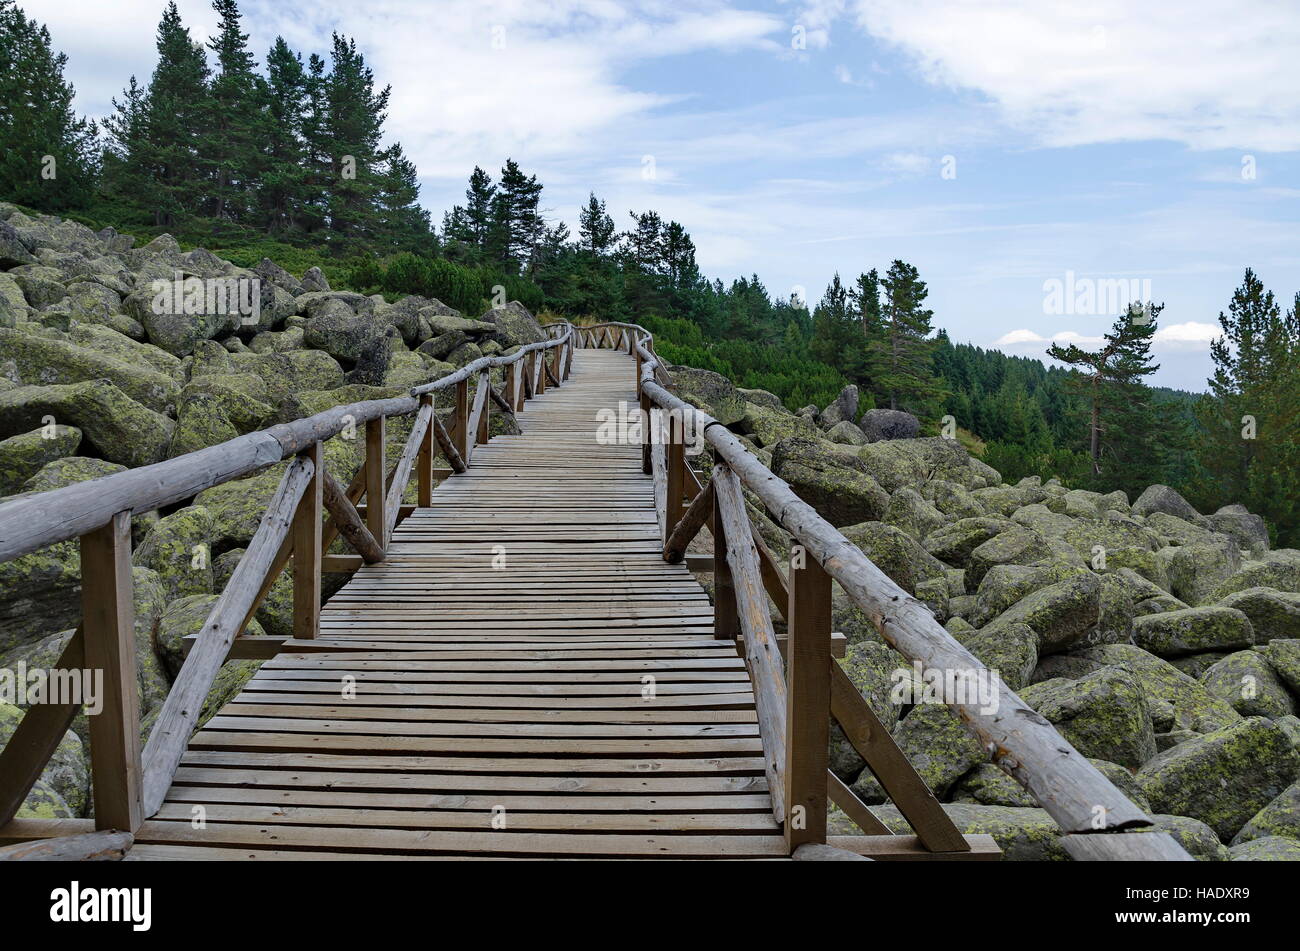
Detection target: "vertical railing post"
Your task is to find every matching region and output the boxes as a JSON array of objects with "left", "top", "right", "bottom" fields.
[
  {"left": 503, "top": 360, "right": 517, "bottom": 411},
  {"left": 564, "top": 335, "right": 573, "bottom": 379},
  {"left": 292, "top": 442, "right": 323, "bottom": 640},
  {"left": 712, "top": 478, "right": 740, "bottom": 642},
  {"left": 537, "top": 348, "right": 548, "bottom": 395},
  {"left": 476, "top": 370, "right": 491, "bottom": 446},
  {"left": 365, "top": 416, "right": 387, "bottom": 549},
  {"left": 634, "top": 338, "right": 643, "bottom": 398},
  {"left": 453, "top": 377, "right": 470, "bottom": 462},
  {"left": 784, "top": 550, "right": 832, "bottom": 851},
  {"left": 417, "top": 393, "right": 434, "bottom": 506},
  {"left": 80, "top": 510, "right": 142, "bottom": 832},
  {"left": 665, "top": 413, "right": 685, "bottom": 548},
  {"left": 639, "top": 390, "right": 652, "bottom": 475}
]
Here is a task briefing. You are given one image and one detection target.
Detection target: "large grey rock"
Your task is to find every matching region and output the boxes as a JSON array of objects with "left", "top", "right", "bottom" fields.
[
  {"left": 1021, "top": 666, "right": 1156, "bottom": 767},
  {"left": 770, "top": 436, "right": 889, "bottom": 527},
  {"left": 1230, "top": 780, "right": 1300, "bottom": 845},
  {"left": 819, "top": 384, "right": 859, "bottom": 427},
  {"left": 1216, "top": 588, "right": 1300, "bottom": 643},
  {"left": 1137, "top": 717, "right": 1300, "bottom": 841},
  {"left": 983, "top": 573, "right": 1102, "bottom": 655},
  {"left": 1131, "top": 606, "right": 1255, "bottom": 658},
  {"left": 859, "top": 408, "right": 920, "bottom": 442},
  {"left": 666, "top": 364, "right": 746, "bottom": 426},
  {"left": 0, "top": 381, "right": 174, "bottom": 467},
  {"left": 1200, "top": 650, "right": 1295, "bottom": 719},
  {"left": 1132, "top": 484, "right": 1203, "bottom": 523}
]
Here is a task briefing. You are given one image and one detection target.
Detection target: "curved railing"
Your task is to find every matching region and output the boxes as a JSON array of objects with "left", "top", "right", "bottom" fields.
[
  {"left": 579, "top": 320, "right": 1191, "bottom": 861},
  {"left": 0, "top": 320, "right": 576, "bottom": 845}
]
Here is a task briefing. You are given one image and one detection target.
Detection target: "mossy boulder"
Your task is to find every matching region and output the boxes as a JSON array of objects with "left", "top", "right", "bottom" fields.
[
  {"left": 770, "top": 437, "right": 889, "bottom": 527},
  {"left": 213, "top": 547, "right": 293, "bottom": 638},
  {"left": 828, "top": 641, "right": 904, "bottom": 780},
  {"left": 1021, "top": 666, "right": 1156, "bottom": 767},
  {"left": 825, "top": 419, "right": 868, "bottom": 446},
  {"left": 0, "top": 423, "right": 80, "bottom": 494},
  {"left": 963, "top": 621, "right": 1038, "bottom": 690},
  {"left": 1229, "top": 836, "right": 1300, "bottom": 860},
  {"left": 481, "top": 302, "right": 546, "bottom": 348},
  {"left": 1160, "top": 540, "right": 1242, "bottom": 606},
  {"left": 132, "top": 506, "right": 217, "bottom": 602},
  {"left": 123, "top": 283, "right": 239, "bottom": 357},
  {"left": 741, "top": 402, "right": 821, "bottom": 448},
  {"left": 12, "top": 778, "right": 74, "bottom": 819},
  {"left": 1211, "top": 550, "right": 1300, "bottom": 601},
  {"left": 966, "top": 526, "right": 1056, "bottom": 588},
  {"left": 852, "top": 704, "right": 986, "bottom": 803},
  {"left": 1071, "top": 643, "right": 1242, "bottom": 733},
  {"left": 949, "top": 763, "right": 1038, "bottom": 807},
  {"left": 1216, "top": 587, "right": 1300, "bottom": 643},
  {"left": 1230, "top": 780, "right": 1300, "bottom": 845},
  {"left": 0, "top": 380, "right": 173, "bottom": 467},
  {"left": 1200, "top": 650, "right": 1295, "bottom": 720},
  {"left": 858, "top": 408, "right": 920, "bottom": 442},
  {"left": 923, "top": 517, "right": 1011, "bottom": 567},
  {"left": 1137, "top": 716, "right": 1300, "bottom": 841},
  {"left": 840, "top": 521, "right": 949, "bottom": 596},
  {"left": 0, "top": 701, "right": 89, "bottom": 816},
  {"left": 1207, "top": 507, "right": 1270, "bottom": 557},
  {"left": 230, "top": 349, "right": 345, "bottom": 405},
  {"left": 1132, "top": 484, "right": 1203, "bottom": 523},
  {"left": 156, "top": 593, "right": 267, "bottom": 679},
  {"left": 922, "top": 480, "right": 988, "bottom": 520},
  {"left": 663, "top": 364, "right": 746, "bottom": 426},
  {"left": 1260, "top": 639, "right": 1300, "bottom": 695},
  {"left": 1131, "top": 606, "right": 1255, "bottom": 658},
  {"left": 983, "top": 573, "right": 1101, "bottom": 656},
  {"left": 193, "top": 464, "right": 287, "bottom": 554},
  {"left": 869, "top": 803, "right": 1067, "bottom": 860},
  {"left": 303, "top": 301, "right": 390, "bottom": 363}
]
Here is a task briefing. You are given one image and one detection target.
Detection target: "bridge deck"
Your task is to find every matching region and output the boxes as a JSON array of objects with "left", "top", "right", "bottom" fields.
[{"left": 128, "top": 349, "right": 785, "bottom": 859}]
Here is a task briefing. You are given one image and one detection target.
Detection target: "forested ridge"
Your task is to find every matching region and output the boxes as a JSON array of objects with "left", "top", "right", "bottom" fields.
[{"left": 1, "top": 0, "right": 1297, "bottom": 544}]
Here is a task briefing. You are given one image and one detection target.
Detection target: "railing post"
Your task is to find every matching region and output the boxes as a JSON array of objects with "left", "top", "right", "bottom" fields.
[
  {"left": 785, "top": 549, "right": 832, "bottom": 851},
  {"left": 536, "top": 349, "right": 548, "bottom": 395},
  {"left": 453, "top": 377, "right": 470, "bottom": 462},
  {"left": 564, "top": 336, "right": 573, "bottom": 379},
  {"left": 365, "top": 417, "right": 387, "bottom": 548},
  {"left": 80, "top": 510, "right": 143, "bottom": 832},
  {"left": 503, "top": 360, "right": 517, "bottom": 411},
  {"left": 665, "top": 413, "right": 685, "bottom": 548},
  {"left": 712, "top": 479, "right": 740, "bottom": 642},
  {"left": 476, "top": 371, "right": 491, "bottom": 446},
  {"left": 634, "top": 340, "right": 643, "bottom": 398},
  {"left": 639, "top": 390, "right": 652, "bottom": 475},
  {"left": 292, "top": 442, "right": 323, "bottom": 640},
  {"left": 417, "top": 394, "right": 434, "bottom": 506}
]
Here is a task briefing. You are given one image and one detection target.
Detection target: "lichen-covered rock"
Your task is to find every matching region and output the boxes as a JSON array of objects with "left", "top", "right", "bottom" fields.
[
  {"left": 825, "top": 419, "right": 868, "bottom": 445},
  {"left": 417, "top": 330, "right": 469, "bottom": 361},
  {"left": 1132, "top": 484, "right": 1203, "bottom": 523},
  {"left": 1212, "top": 550, "right": 1300, "bottom": 601},
  {"left": 0, "top": 701, "right": 88, "bottom": 816},
  {"left": 983, "top": 573, "right": 1102, "bottom": 656},
  {"left": 949, "top": 763, "right": 1038, "bottom": 807},
  {"left": 0, "top": 423, "right": 80, "bottom": 494},
  {"left": 132, "top": 506, "right": 216, "bottom": 602},
  {"left": 859, "top": 408, "right": 920, "bottom": 442},
  {"left": 230, "top": 349, "right": 345, "bottom": 407},
  {"left": 1216, "top": 588, "right": 1300, "bottom": 643},
  {"left": 1229, "top": 836, "right": 1300, "bottom": 860},
  {"left": 1260, "top": 639, "right": 1300, "bottom": 696},
  {"left": 923, "top": 517, "right": 1010, "bottom": 567},
  {"left": 1200, "top": 650, "right": 1295, "bottom": 720},
  {"left": 213, "top": 547, "right": 293, "bottom": 638},
  {"left": 739, "top": 401, "right": 821, "bottom": 448},
  {"left": 1136, "top": 716, "right": 1300, "bottom": 841},
  {"left": 922, "top": 480, "right": 988, "bottom": 520},
  {"left": 156, "top": 593, "right": 267, "bottom": 679},
  {"left": 1207, "top": 507, "right": 1270, "bottom": 557},
  {"left": 840, "top": 521, "right": 949, "bottom": 596},
  {"left": 303, "top": 300, "right": 390, "bottom": 363},
  {"left": 1070, "top": 644, "right": 1242, "bottom": 733},
  {"left": 1148, "top": 814, "right": 1230, "bottom": 860},
  {"left": 1230, "top": 780, "right": 1300, "bottom": 845},
  {"left": 870, "top": 803, "right": 1067, "bottom": 860},
  {"left": 852, "top": 704, "right": 986, "bottom": 802},
  {"left": 966, "top": 526, "right": 1055, "bottom": 588},
  {"left": 0, "top": 380, "right": 173, "bottom": 467},
  {"left": 482, "top": 302, "right": 545, "bottom": 348},
  {"left": 770, "top": 436, "right": 889, "bottom": 527},
  {"left": 1090, "top": 757, "right": 1153, "bottom": 813},
  {"left": 1131, "top": 606, "right": 1255, "bottom": 658},
  {"left": 1020, "top": 666, "right": 1155, "bottom": 767},
  {"left": 1160, "top": 539, "right": 1242, "bottom": 606},
  {"left": 13, "top": 778, "right": 73, "bottom": 819},
  {"left": 962, "top": 621, "right": 1038, "bottom": 690},
  {"left": 828, "top": 641, "right": 903, "bottom": 780}
]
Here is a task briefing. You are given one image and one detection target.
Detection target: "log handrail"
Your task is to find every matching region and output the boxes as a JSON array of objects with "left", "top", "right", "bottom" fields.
[
  {"left": 585, "top": 319, "right": 1192, "bottom": 861},
  {"left": 0, "top": 319, "right": 577, "bottom": 835}
]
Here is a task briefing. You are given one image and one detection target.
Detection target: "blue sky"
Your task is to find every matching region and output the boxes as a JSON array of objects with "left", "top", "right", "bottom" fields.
[{"left": 27, "top": 0, "right": 1300, "bottom": 391}]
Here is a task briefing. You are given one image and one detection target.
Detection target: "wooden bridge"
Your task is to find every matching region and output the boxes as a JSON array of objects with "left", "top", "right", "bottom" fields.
[{"left": 0, "top": 321, "right": 1191, "bottom": 861}]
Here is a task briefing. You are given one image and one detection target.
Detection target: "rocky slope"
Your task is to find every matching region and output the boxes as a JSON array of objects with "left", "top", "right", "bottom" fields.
[
  {"left": 0, "top": 205, "right": 548, "bottom": 820},
  {"left": 670, "top": 368, "right": 1300, "bottom": 862}
]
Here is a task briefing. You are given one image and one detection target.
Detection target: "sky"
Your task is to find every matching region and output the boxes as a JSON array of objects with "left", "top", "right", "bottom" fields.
[{"left": 24, "top": 0, "right": 1300, "bottom": 391}]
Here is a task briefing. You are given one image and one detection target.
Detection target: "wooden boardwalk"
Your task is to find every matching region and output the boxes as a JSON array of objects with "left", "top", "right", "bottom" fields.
[{"left": 128, "top": 349, "right": 786, "bottom": 860}]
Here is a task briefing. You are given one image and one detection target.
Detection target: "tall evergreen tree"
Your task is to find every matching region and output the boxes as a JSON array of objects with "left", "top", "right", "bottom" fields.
[
  {"left": 0, "top": 0, "right": 98, "bottom": 209},
  {"left": 810, "top": 273, "right": 856, "bottom": 374},
  {"left": 873, "top": 260, "right": 944, "bottom": 414},
  {"left": 203, "top": 0, "right": 265, "bottom": 224},
  {"left": 578, "top": 192, "right": 615, "bottom": 255},
  {"left": 322, "top": 33, "right": 389, "bottom": 246},
  {"left": 374, "top": 142, "right": 432, "bottom": 252},
  {"left": 495, "top": 159, "right": 544, "bottom": 271},
  {"left": 260, "top": 37, "right": 308, "bottom": 234}
]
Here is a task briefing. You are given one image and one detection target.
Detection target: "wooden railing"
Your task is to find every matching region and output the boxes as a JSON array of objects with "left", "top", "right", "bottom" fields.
[
  {"left": 579, "top": 321, "right": 1193, "bottom": 862},
  {"left": 0, "top": 322, "right": 575, "bottom": 842}
]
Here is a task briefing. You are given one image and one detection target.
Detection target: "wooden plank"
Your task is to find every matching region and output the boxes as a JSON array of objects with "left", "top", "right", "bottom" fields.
[
  {"left": 1060, "top": 832, "right": 1194, "bottom": 861},
  {"left": 365, "top": 417, "right": 386, "bottom": 548},
  {"left": 81, "top": 510, "right": 143, "bottom": 832},
  {"left": 826, "top": 834, "right": 1001, "bottom": 862},
  {"left": 384, "top": 401, "right": 434, "bottom": 545},
  {"left": 826, "top": 771, "right": 891, "bottom": 835},
  {"left": 417, "top": 393, "right": 435, "bottom": 506}
]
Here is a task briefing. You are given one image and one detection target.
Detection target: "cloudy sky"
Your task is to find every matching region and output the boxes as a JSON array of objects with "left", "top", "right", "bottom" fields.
[{"left": 25, "top": 0, "right": 1300, "bottom": 390}]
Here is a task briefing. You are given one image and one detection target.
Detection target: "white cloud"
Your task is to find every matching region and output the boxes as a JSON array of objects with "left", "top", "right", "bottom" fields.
[
  {"left": 823, "top": 0, "right": 1300, "bottom": 150},
  {"left": 1153, "top": 321, "right": 1221, "bottom": 349},
  {"left": 994, "top": 328, "right": 1103, "bottom": 348}
]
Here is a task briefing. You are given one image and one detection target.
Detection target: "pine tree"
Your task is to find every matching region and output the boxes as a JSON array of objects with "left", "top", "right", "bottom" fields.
[
  {"left": 873, "top": 260, "right": 944, "bottom": 414},
  {"left": 140, "top": 2, "right": 211, "bottom": 227},
  {"left": 578, "top": 192, "right": 615, "bottom": 254},
  {"left": 203, "top": 0, "right": 265, "bottom": 224},
  {"left": 101, "top": 75, "right": 150, "bottom": 213},
  {"left": 0, "top": 0, "right": 98, "bottom": 209},
  {"left": 810, "top": 273, "right": 856, "bottom": 374},
  {"left": 322, "top": 33, "right": 390, "bottom": 247},
  {"left": 495, "top": 159, "right": 544, "bottom": 271},
  {"left": 1047, "top": 303, "right": 1160, "bottom": 479},
  {"left": 298, "top": 53, "right": 330, "bottom": 236},
  {"left": 375, "top": 142, "right": 432, "bottom": 253},
  {"left": 260, "top": 37, "right": 308, "bottom": 234}
]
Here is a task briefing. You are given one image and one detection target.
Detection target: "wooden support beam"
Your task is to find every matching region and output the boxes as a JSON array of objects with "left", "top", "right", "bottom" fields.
[
  {"left": 784, "top": 552, "right": 832, "bottom": 851},
  {"left": 471, "top": 371, "right": 491, "bottom": 450},
  {"left": 503, "top": 361, "right": 518, "bottom": 411},
  {"left": 417, "top": 393, "right": 435, "bottom": 507},
  {"left": 321, "top": 554, "right": 363, "bottom": 573},
  {"left": 826, "top": 835, "right": 1001, "bottom": 861},
  {"left": 0, "top": 629, "right": 85, "bottom": 827},
  {"left": 488, "top": 385, "right": 513, "bottom": 416},
  {"left": 639, "top": 391, "right": 652, "bottom": 475},
  {"left": 827, "top": 770, "right": 892, "bottom": 835},
  {"left": 385, "top": 402, "right": 434, "bottom": 545},
  {"left": 829, "top": 661, "right": 969, "bottom": 853},
  {"left": 792, "top": 843, "right": 871, "bottom": 862},
  {"left": 664, "top": 413, "right": 685, "bottom": 549},
  {"left": 663, "top": 480, "right": 714, "bottom": 563},
  {"left": 432, "top": 416, "right": 466, "bottom": 474},
  {"left": 365, "top": 417, "right": 386, "bottom": 549},
  {"left": 751, "top": 525, "right": 790, "bottom": 620},
  {"left": 452, "top": 378, "right": 470, "bottom": 463},
  {"left": 711, "top": 482, "right": 739, "bottom": 644},
  {"left": 713, "top": 463, "right": 787, "bottom": 824},
  {"left": 140, "top": 456, "right": 314, "bottom": 817},
  {"left": 322, "top": 470, "right": 383, "bottom": 564},
  {"left": 81, "top": 511, "right": 143, "bottom": 833},
  {"left": 291, "top": 443, "right": 323, "bottom": 641}
]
